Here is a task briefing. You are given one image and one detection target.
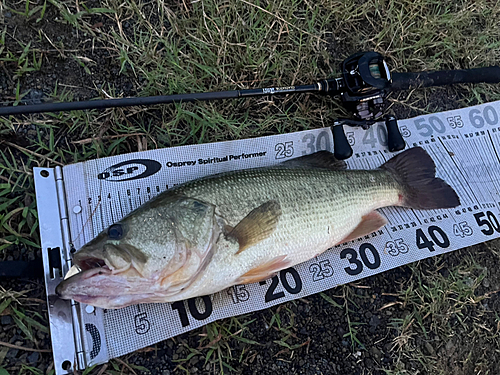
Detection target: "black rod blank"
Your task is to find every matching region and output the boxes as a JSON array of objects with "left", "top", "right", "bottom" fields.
[
  {"left": 0, "top": 84, "right": 322, "bottom": 116},
  {"left": 2, "top": 63, "right": 500, "bottom": 116}
]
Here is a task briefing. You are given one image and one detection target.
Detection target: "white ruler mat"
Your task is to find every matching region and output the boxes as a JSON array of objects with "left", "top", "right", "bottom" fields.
[{"left": 34, "top": 101, "right": 500, "bottom": 374}]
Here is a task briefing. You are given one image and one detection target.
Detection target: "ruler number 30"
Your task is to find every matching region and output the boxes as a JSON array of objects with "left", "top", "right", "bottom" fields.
[{"left": 341, "top": 243, "right": 381, "bottom": 276}]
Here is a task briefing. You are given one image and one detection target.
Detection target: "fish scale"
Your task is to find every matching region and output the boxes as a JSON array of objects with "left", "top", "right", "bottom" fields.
[
  {"left": 56, "top": 148, "right": 460, "bottom": 309},
  {"left": 166, "top": 167, "right": 400, "bottom": 299}
]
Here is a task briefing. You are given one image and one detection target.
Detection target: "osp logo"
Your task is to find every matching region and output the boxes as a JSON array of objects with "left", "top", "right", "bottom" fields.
[{"left": 97, "top": 159, "right": 162, "bottom": 181}]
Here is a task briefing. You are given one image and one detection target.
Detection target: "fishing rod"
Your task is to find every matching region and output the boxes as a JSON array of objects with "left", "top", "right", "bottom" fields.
[{"left": 2, "top": 51, "right": 500, "bottom": 159}]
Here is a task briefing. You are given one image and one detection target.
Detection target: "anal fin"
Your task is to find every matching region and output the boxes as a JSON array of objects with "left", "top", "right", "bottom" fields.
[
  {"left": 236, "top": 255, "right": 290, "bottom": 284},
  {"left": 339, "top": 211, "right": 387, "bottom": 244}
]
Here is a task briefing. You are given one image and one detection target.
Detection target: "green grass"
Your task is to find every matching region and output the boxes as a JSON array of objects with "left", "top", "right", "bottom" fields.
[
  {"left": 2, "top": 0, "right": 500, "bottom": 374},
  {"left": 386, "top": 245, "right": 500, "bottom": 374}
]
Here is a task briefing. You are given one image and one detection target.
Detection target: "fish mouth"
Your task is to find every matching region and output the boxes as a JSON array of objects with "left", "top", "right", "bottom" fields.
[
  {"left": 55, "top": 260, "right": 148, "bottom": 309},
  {"left": 55, "top": 245, "right": 145, "bottom": 308},
  {"left": 73, "top": 256, "right": 109, "bottom": 272},
  {"left": 71, "top": 243, "right": 138, "bottom": 276},
  {"left": 56, "top": 262, "right": 159, "bottom": 309}
]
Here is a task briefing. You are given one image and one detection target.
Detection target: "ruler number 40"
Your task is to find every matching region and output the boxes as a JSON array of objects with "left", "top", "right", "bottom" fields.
[{"left": 416, "top": 226, "right": 450, "bottom": 252}]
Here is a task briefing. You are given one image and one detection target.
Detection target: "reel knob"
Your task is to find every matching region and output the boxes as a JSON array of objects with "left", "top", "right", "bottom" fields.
[
  {"left": 332, "top": 122, "right": 353, "bottom": 160},
  {"left": 385, "top": 116, "right": 406, "bottom": 152}
]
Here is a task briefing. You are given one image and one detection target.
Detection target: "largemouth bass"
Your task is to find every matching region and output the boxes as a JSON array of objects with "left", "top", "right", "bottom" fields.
[{"left": 56, "top": 147, "right": 460, "bottom": 309}]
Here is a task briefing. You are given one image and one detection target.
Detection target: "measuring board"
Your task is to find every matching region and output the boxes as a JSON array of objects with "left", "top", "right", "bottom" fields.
[{"left": 34, "top": 100, "right": 500, "bottom": 374}]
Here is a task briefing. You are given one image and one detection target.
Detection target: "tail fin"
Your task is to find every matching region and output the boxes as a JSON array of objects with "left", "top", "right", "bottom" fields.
[{"left": 381, "top": 147, "right": 460, "bottom": 210}]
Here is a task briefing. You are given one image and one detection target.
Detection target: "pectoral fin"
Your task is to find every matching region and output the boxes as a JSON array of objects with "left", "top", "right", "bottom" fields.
[
  {"left": 339, "top": 211, "right": 387, "bottom": 244},
  {"left": 230, "top": 200, "right": 282, "bottom": 254},
  {"left": 236, "top": 255, "right": 290, "bottom": 284}
]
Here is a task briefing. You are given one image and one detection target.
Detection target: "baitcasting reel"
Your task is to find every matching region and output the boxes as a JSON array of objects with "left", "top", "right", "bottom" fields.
[{"left": 319, "top": 51, "right": 400, "bottom": 159}]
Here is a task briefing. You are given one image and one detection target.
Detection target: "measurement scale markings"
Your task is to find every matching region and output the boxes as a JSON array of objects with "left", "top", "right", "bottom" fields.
[
  {"left": 478, "top": 134, "right": 500, "bottom": 201},
  {"left": 128, "top": 192, "right": 133, "bottom": 213},
  {"left": 445, "top": 135, "right": 482, "bottom": 205},
  {"left": 474, "top": 135, "right": 498, "bottom": 181},
  {"left": 490, "top": 130, "right": 500, "bottom": 164},
  {"left": 379, "top": 207, "right": 397, "bottom": 227},
  {"left": 423, "top": 145, "right": 459, "bottom": 222},
  {"left": 469, "top": 135, "right": 500, "bottom": 203},
  {"left": 380, "top": 225, "right": 393, "bottom": 240},
  {"left": 488, "top": 129, "right": 500, "bottom": 213},
  {"left": 436, "top": 138, "right": 477, "bottom": 206},
  {"left": 117, "top": 191, "right": 125, "bottom": 219},
  {"left": 450, "top": 136, "right": 485, "bottom": 203},
  {"left": 464, "top": 140, "right": 488, "bottom": 202},
  {"left": 108, "top": 198, "right": 116, "bottom": 224},
  {"left": 98, "top": 197, "right": 105, "bottom": 234},
  {"left": 491, "top": 129, "right": 500, "bottom": 154},
  {"left": 78, "top": 209, "right": 87, "bottom": 248},
  {"left": 468, "top": 136, "right": 496, "bottom": 202}
]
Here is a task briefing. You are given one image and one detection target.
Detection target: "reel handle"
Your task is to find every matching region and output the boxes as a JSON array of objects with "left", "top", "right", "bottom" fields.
[
  {"left": 332, "top": 123, "right": 353, "bottom": 160},
  {"left": 332, "top": 116, "right": 405, "bottom": 160},
  {"left": 385, "top": 116, "right": 406, "bottom": 152}
]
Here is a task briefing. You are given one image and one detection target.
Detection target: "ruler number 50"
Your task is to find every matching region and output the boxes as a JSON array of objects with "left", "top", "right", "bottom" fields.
[{"left": 474, "top": 211, "right": 500, "bottom": 235}]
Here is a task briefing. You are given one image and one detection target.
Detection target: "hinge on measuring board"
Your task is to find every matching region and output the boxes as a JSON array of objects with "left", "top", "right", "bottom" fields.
[
  {"left": 35, "top": 166, "right": 88, "bottom": 374},
  {"left": 54, "top": 167, "right": 88, "bottom": 370}
]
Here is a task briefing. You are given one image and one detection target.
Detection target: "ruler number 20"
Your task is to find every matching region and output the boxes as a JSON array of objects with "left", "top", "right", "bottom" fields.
[{"left": 261, "top": 268, "right": 303, "bottom": 303}]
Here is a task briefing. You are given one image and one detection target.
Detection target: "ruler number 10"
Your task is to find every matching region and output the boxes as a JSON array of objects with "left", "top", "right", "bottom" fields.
[{"left": 172, "top": 296, "right": 213, "bottom": 328}]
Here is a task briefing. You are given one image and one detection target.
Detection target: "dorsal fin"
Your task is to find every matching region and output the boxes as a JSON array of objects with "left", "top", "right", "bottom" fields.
[
  {"left": 229, "top": 200, "right": 282, "bottom": 254},
  {"left": 281, "top": 151, "right": 346, "bottom": 170}
]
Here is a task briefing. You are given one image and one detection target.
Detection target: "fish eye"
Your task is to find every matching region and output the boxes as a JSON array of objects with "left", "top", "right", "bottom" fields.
[{"left": 108, "top": 224, "right": 124, "bottom": 239}]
